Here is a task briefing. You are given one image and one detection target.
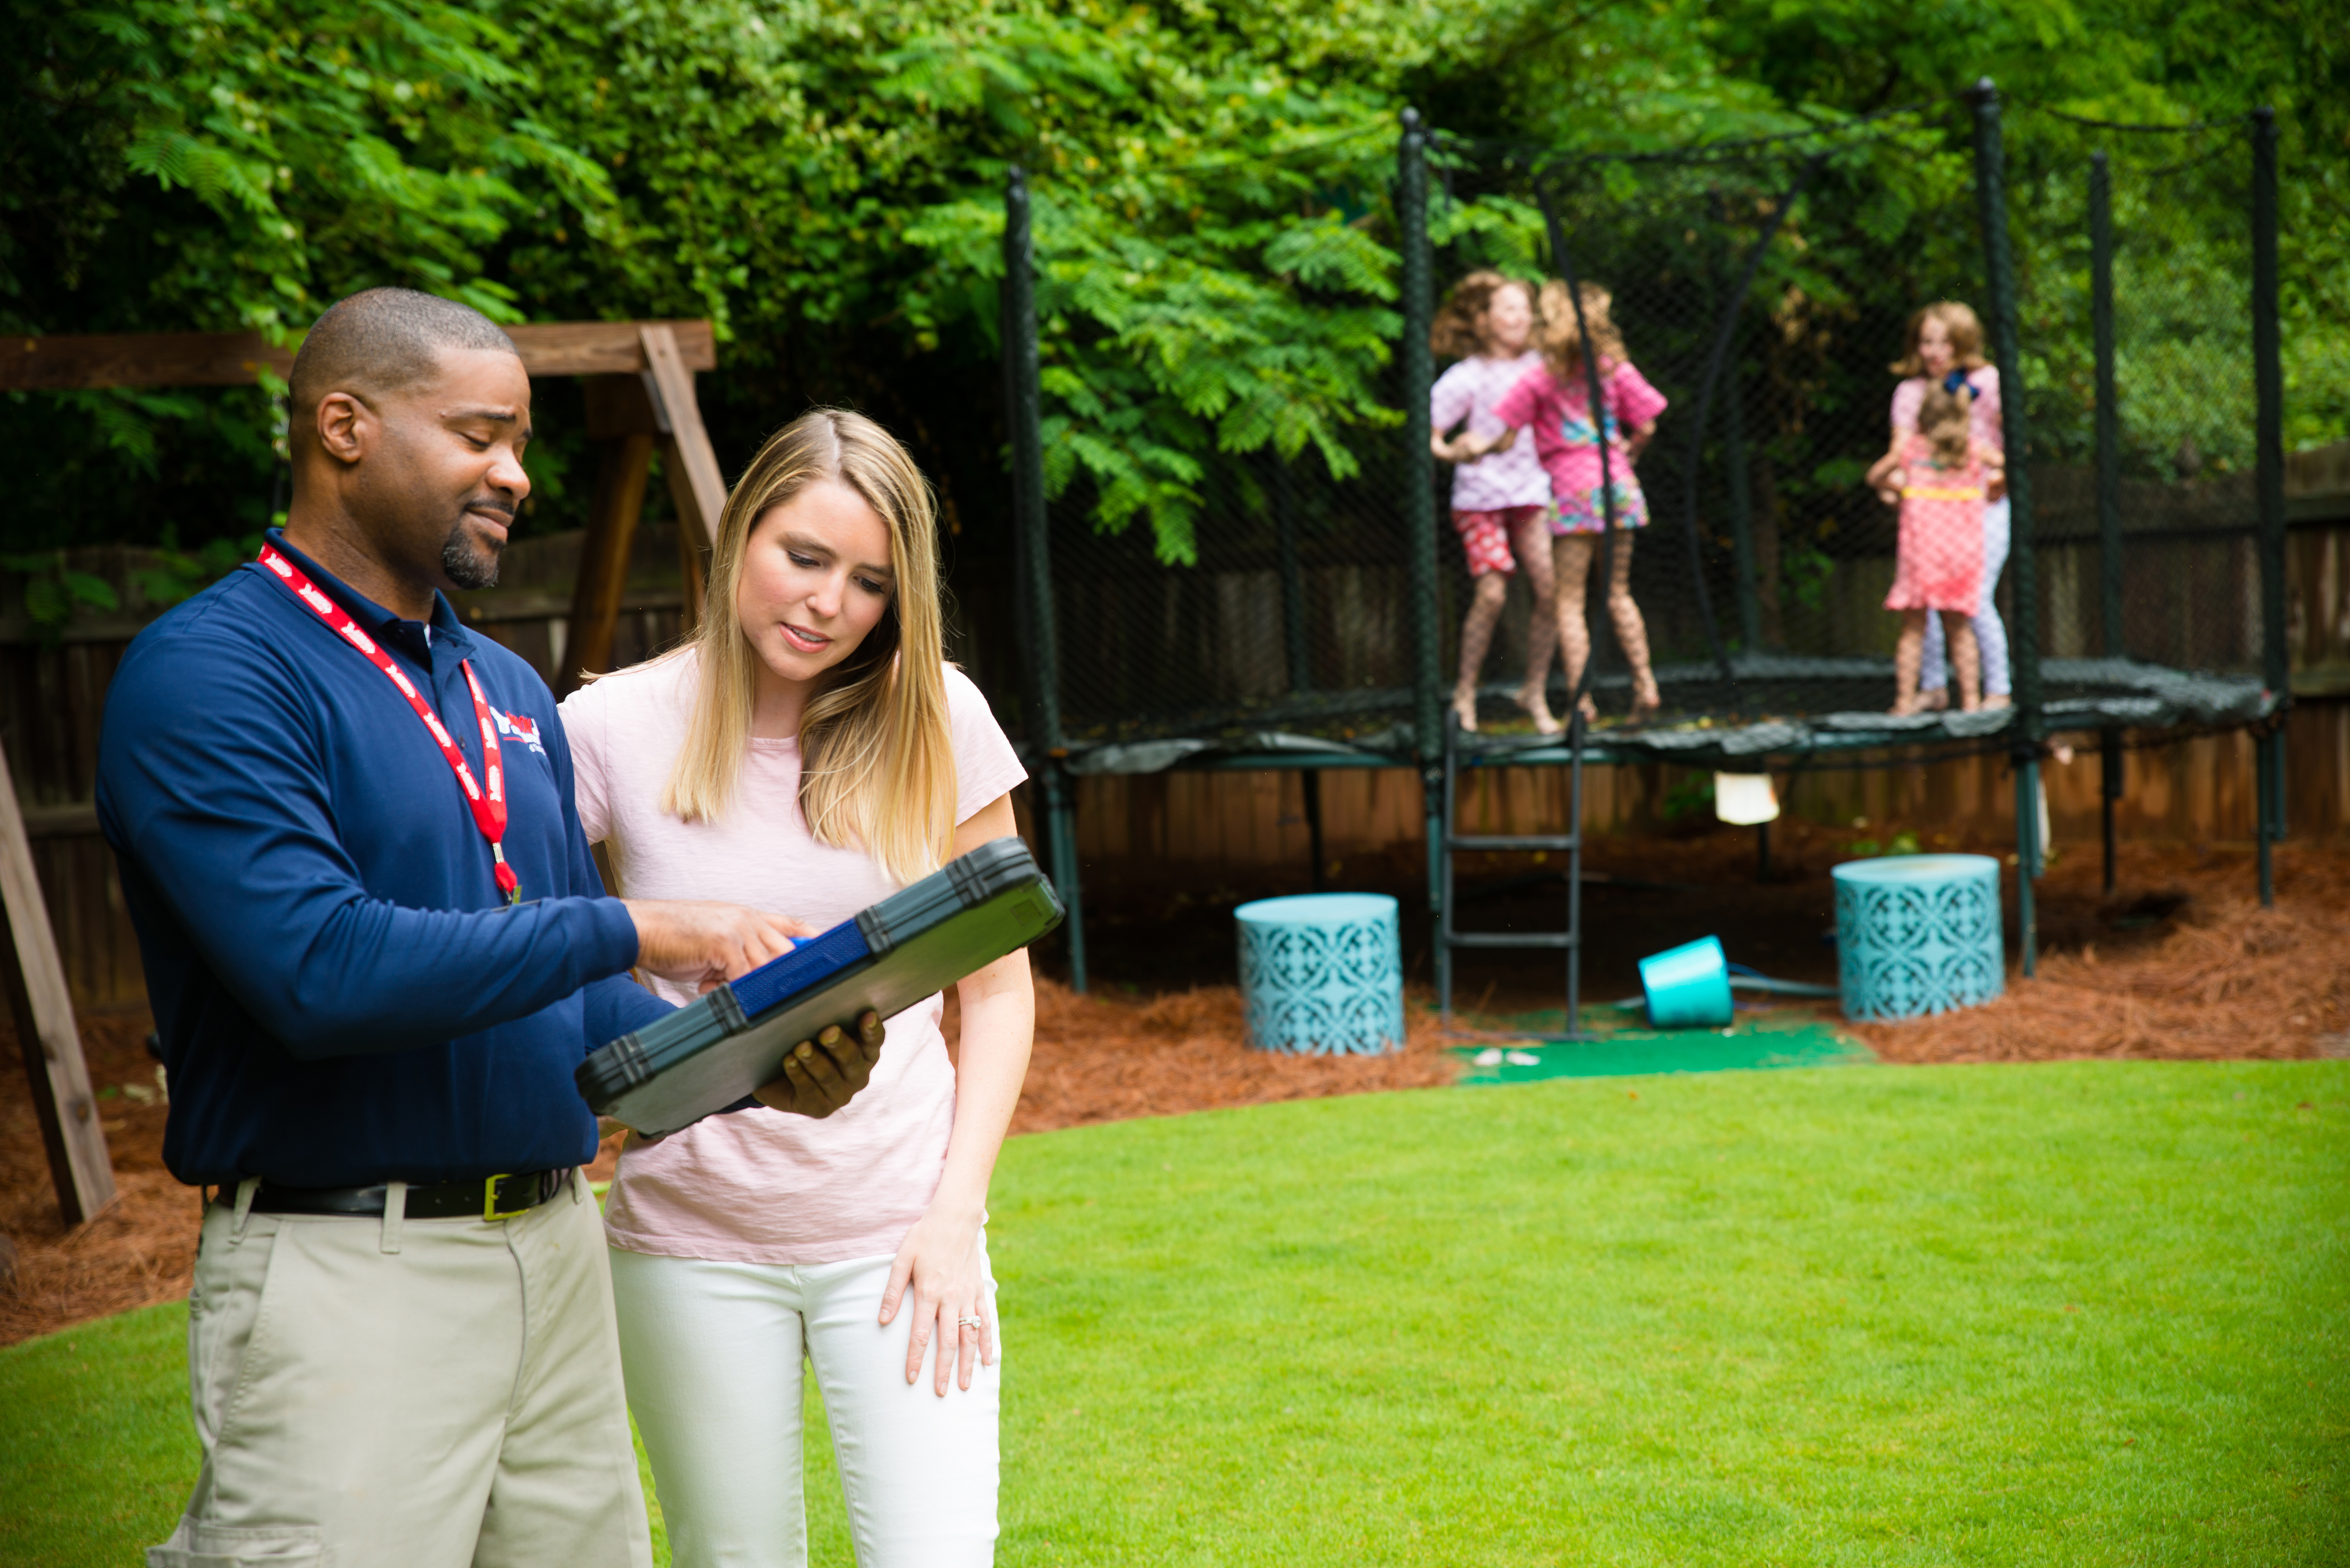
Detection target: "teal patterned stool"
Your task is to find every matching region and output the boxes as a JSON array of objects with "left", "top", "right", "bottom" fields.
[
  {"left": 1235, "top": 893, "right": 1404, "bottom": 1054},
  {"left": 1833, "top": 854, "right": 2005, "bottom": 1021}
]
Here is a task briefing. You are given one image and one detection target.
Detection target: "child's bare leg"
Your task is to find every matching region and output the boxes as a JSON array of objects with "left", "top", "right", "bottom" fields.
[
  {"left": 1605, "top": 532, "right": 1660, "bottom": 713},
  {"left": 1453, "top": 569, "right": 1509, "bottom": 731},
  {"left": 1511, "top": 514, "right": 1561, "bottom": 733},
  {"left": 1891, "top": 609, "right": 1928, "bottom": 714},
  {"left": 1552, "top": 534, "right": 1599, "bottom": 720},
  {"left": 1944, "top": 612, "right": 1981, "bottom": 711}
]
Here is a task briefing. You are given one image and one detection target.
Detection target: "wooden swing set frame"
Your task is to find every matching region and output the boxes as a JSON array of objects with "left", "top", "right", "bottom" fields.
[{"left": 0, "top": 317, "right": 726, "bottom": 1223}]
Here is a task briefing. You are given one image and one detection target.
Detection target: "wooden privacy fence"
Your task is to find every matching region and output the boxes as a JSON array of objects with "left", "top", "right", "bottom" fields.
[{"left": 5, "top": 413, "right": 2348, "bottom": 1008}]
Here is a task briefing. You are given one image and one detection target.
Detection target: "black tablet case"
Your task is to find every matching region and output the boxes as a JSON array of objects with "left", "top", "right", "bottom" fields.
[{"left": 577, "top": 837, "right": 1063, "bottom": 1135}]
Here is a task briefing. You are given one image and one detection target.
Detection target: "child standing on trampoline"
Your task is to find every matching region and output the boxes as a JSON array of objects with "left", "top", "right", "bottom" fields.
[
  {"left": 1882, "top": 301, "right": 2012, "bottom": 710},
  {"left": 1868, "top": 382, "right": 2000, "bottom": 713},
  {"left": 1446, "top": 279, "right": 1668, "bottom": 720},
  {"left": 1430, "top": 270, "right": 1559, "bottom": 733}
]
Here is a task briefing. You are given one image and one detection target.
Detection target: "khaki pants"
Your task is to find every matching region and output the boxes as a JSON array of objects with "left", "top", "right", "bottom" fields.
[{"left": 149, "top": 1174, "right": 652, "bottom": 1568}]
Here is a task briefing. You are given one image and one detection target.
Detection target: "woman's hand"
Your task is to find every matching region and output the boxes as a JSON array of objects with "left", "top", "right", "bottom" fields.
[
  {"left": 1625, "top": 420, "right": 1656, "bottom": 461},
  {"left": 752, "top": 1010, "right": 885, "bottom": 1117},
  {"left": 879, "top": 1201, "right": 993, "bottom": 1395}
]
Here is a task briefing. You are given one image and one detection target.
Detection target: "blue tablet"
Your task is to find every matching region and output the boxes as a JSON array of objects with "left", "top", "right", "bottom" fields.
[{"left": 577, "top": 837, "right": 1063, "bottom": 1136}]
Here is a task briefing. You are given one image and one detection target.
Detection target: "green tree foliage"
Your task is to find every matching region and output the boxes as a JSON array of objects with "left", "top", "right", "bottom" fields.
[{"left": 4, "top": 0, "right": 2341, "bottom": 564}]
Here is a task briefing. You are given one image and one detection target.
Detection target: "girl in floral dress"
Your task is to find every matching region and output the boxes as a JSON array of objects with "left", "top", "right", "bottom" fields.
[
  {"left": 1866, "top": 383, "right": 2000, "bottom": 713},
  {"left": 1429, "top": 270, "right": 1559, "bottom": 733},
  {"left": 1445, "top": 280, "right": 1667, "bottom": 720}
]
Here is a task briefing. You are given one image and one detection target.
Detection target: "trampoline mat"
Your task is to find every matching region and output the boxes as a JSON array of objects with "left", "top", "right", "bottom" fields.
[{"left": 1056, "top": 655, "right": 2269, "bottom": 774}]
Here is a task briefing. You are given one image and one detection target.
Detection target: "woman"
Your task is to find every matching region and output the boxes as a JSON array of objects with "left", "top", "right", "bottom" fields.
[
  {"left": 1881, "top": 301, "right": 2012, "bottom": 711},
  {"left": 564, "top": 409, "right": 1033, "bottom": 1568}
]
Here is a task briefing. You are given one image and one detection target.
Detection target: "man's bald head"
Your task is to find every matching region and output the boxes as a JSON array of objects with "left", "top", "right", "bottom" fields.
[
  {"left": 289, "top": 288, "right": 520, "bottom": 422},
  {"left": 282, "top": 288, "right": 532, "bottom": 616}
]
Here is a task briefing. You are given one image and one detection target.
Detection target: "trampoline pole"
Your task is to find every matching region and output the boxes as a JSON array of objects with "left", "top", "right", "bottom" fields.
[
  {"left": 1400, "top": 110, "right": 1446, "bottom": 924},
  {"left": 1003, "top": 166, "right": 1086, "bottom": 991},
  {"left": 1973, "top": 80, "right": 2040, "bottom": 978},
  {"left": 2252, "top": 106, "right": 2288, "bottom": 909},
  {"left": 1566, "top": 708, "right": 1586, "bottom": 1039},
  {"left": 2014, "top": 758, "right": 2038, "bottom": 978},
  {"left": 2093, "top": 150, "right": 2123, "bottom": 899},
  {"left": 2091, "top": 152, "right": 2123, "bottom": 663},
  {"left": 1303, "top": 768, "right": 1326, "bottom": 893},
  {"left": 2101, "top": 737, "right": 2122, "bottom": 895}
]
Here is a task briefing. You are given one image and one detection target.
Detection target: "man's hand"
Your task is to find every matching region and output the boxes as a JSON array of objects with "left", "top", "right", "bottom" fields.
[
  {"left": 622, "top": 900, "right": 814, "bottom": 994},
  {"left": 753, "top": 1010, "right": 886, "bottom": 1118}
]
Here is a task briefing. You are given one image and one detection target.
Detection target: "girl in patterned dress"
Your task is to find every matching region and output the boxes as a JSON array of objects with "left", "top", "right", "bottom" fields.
[
  {"left": 1884, "top": 302, "right": 2012, "bottom": 710},
  {"left": 1867, "top": 383, "right": 2000, "bottom": 713},
  {"left": 1445, "top": 280, "right": 1667, "bottom": 720},
  {"left": 1430, "top": 271, "right": 1559, "bottom": 733}
]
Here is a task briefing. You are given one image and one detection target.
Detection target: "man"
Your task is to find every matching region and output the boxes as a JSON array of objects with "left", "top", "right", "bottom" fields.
[{"left": 100, "top": 288, "right": 875, "bottom": 1568}]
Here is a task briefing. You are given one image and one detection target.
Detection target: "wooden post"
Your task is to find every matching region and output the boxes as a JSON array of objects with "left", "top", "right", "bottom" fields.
[
  {"left": 562, "top": 432, "right": 655, "bottom": 695},
  {"left": 0, "top": 740, "right": 113, "bottom": 1224},
  {"left": 640, "top": 323, "right": 724, "bottom": 635}
]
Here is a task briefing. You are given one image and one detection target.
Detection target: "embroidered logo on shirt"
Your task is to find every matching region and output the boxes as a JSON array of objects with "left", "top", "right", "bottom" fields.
[{"left": 492, "top": 707, "right": 548, "bottom": 756}]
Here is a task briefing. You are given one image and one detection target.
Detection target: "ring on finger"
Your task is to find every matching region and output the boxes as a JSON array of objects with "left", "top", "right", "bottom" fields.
[{"left": 957, "top": 1315, "right": 985, "bottom": 1330}]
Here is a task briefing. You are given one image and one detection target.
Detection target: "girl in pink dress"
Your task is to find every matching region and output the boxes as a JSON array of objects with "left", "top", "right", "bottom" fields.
[
  {"left": 1444, "top": 280, "right": 1668, "bottom": 720},
  {"left": 1882, "top": 301, "right": 2012, "bottom": 709},
  {"left": 1867, "top": 383, "right": 1999, "bottom": 713},
  {"left": 1430, "top": 270, "right": 1559, "bottom": 733}
]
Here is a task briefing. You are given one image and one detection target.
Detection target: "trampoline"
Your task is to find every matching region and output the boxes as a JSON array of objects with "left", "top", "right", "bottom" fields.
[{"left": 993, "top": 82, "right": 2292, "bottom": 1009}]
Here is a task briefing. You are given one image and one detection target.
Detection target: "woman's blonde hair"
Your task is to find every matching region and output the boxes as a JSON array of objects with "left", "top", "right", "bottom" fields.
[
  {"left": 1916, "top": 383, "right": 1973, "bottom": 467},
  {"left": 1430, "top": 269, "right": 1535, "bottom": 359},
  {"left": 1890, "top": 301, "right": 1990, "bottom": 376},
  {"left": 659, "top": 408, "right": 956, "bottom": 886},
  {"left": 1534, "top": 279, "right": 1625, "bottom": 382}
]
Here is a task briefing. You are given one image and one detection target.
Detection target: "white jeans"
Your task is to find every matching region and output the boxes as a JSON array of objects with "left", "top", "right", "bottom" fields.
[
  {"left": 1922, "top": 496, "right": 2012, "bottom": 696},
  {"left": 610, "top": 1243, "right": 1000, "bottom": 1568}
]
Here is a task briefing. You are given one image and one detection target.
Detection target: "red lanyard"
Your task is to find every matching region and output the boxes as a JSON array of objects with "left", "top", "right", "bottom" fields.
[{"left": 258, "top": 543, "right": 519, "bottom": 904}]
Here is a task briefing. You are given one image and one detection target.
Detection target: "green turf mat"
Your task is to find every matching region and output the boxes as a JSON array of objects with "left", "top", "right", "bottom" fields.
[
  {"left": 1452, "top": 1001, "right": 1876, "bottom": 1083},
  {"left": 6, "top": 1063, "right": 2345, "bottom": 1566}
]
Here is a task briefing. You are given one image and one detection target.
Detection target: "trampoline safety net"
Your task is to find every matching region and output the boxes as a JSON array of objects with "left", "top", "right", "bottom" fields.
[{"left": 998, "top": 89, "right": 2288, "bottom": 778}]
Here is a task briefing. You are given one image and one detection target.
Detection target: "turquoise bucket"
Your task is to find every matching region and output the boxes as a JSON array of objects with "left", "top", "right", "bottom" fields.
[{"left": 1638, "top": 936, "right": 1734, "bottom": 1029}]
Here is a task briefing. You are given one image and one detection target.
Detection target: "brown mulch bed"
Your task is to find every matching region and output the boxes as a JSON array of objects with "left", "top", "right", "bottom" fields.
[
  {"left": 5, "top": 838, "right": 2343, "bottom": 1347},
  {"left": 1849, "top": 839, "right": 2350, "bottom": 1063},
  {"left": 981, "top": 979, "right": 1457, "bottom": 1136},
  {"left": 0, "top": 1011, "right": 199, "bottom": 1348}
]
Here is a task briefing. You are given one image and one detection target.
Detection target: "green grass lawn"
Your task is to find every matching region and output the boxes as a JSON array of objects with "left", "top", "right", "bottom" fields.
[{"left": 5, "top": 1061, "right": 2344, "bottom": 1565}]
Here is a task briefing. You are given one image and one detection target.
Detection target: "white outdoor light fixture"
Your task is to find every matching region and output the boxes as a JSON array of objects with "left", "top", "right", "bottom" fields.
[{"left": 1714, "top": 771, "right": 1779, "bottom": 826}]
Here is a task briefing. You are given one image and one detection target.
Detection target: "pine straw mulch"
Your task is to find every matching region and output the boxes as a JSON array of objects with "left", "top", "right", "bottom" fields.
[
  {"left": 1847, "top": 840, "right": 2350, "bottom": 1063},
  {"left": 5, "top": 839, "right": 2344, "bottom": 1347},
  {"left": 978, "top": 979, "right": 1457, "bottom": 1136},
  {"left": 0, "top": 1010, "right": 198, "bottom": 1348}
]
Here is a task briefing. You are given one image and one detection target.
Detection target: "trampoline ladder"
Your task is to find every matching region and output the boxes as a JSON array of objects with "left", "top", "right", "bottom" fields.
[{"left": 1435, "top": 710, "right": 1590, "bottom": 1036}]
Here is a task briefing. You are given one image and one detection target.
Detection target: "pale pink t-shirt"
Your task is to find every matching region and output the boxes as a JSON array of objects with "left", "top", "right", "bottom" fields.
[{"left": 563, "top": 655, "right": 1027, "bottom": 1265}]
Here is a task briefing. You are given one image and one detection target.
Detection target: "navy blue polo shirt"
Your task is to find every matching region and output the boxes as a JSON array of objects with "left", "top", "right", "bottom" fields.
[{"left": 97, "top": 530, "right": 672, "bottom": 1187}]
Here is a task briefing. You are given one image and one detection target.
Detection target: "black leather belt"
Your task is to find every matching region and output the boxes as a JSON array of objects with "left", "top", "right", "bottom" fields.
[{"left": 211, "top": 1168, "right": 573, "bottom": 1222}]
